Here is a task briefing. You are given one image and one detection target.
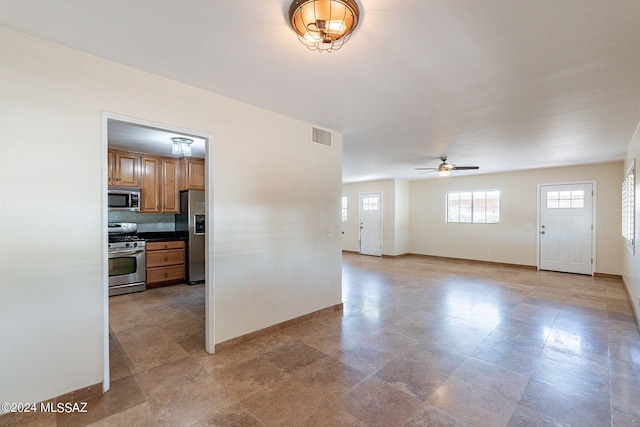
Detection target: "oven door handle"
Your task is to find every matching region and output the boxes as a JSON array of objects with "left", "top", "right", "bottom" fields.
[{"left": 109, "top": 249, "right": 145, "bottom": 256}]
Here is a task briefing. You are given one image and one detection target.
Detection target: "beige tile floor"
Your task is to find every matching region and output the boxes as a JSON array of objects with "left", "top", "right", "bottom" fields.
[{"left": 6, "top": 253, "right": 640, "bottom": 426}]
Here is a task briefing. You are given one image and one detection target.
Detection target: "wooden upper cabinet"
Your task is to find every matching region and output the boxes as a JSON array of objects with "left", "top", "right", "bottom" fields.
[
  {"left": 180, "top": 157, "right": 205, "bottom": 190},
  {"left": 140, "top": 156, "right": 161, "bottom": 213},
  {"left": 108, "top": 150, "right": 115, "bottom": 186},
  {"left": 140, "top": 155, "right": 180, "bottom": 214},
  {"left": 108, "top": 150, "right": 140, "bottom": 187},
  {"left": 161, "top": 158, "right": 180, "bottom": 213},
  {"left": 107, "top": 149, "right": 203, "bottom": 212}
]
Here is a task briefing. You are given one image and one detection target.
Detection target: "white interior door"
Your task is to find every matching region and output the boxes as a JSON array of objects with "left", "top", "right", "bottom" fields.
[
  {"left": 539, "top": 183, "right": 594, "bottom": 275},
  {"left": 360, "top": 192, "right": 382, "bottom": 256}
]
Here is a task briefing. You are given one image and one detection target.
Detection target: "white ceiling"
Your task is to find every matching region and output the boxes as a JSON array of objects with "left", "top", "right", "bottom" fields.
[
  {"left": 108, "top": 120, "right": 207, "bottom": 159},
  {"left": 2, "top": 0, "right": 639, "bottom": 182}
]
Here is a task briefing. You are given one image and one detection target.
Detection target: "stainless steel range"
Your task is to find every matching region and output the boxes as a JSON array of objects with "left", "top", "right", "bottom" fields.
[{"left": 108, "top": 222, "right": 146, "bottom": 296}]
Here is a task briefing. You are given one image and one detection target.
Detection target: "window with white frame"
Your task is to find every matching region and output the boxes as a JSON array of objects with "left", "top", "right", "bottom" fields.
[
  {"left": 342, "top": 196, "right": 348, "bottom": 222},
  {"left": 546, "top": 190, "right": 584, "bottom": 209},
  {"left": 447, "top": 190, "right": 500, "bottom": 223},
  {"left": 362, "top": 197, "right": 379, "bottom": 211}
]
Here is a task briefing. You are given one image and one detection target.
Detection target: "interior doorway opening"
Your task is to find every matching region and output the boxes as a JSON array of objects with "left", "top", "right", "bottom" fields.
[{"left": 102, "top": 113, "right": 213, "bottom": 392}]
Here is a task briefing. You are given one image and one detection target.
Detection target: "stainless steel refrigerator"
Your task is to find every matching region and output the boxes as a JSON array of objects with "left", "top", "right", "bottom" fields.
[{"left": 175, "top": 190, "right": 205, "bottom": 284}]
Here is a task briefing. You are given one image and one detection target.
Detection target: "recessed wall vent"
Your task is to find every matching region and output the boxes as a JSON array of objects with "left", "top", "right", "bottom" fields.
[{"left": 312, "top": 127, "right": 332, "bottom": 147}]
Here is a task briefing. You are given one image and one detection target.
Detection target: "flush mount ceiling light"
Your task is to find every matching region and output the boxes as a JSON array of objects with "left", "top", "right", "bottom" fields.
[
  {"left": 171, "top": 137, "right": 194, "bottom": 156},
  {"left": 289, "top": 0, "right": 360, "bottom": 52}
]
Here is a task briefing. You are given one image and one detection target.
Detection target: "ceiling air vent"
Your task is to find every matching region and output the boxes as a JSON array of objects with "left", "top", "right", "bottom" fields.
[{"left": 312, "top": 127, "right": 332, "bottom": 147}]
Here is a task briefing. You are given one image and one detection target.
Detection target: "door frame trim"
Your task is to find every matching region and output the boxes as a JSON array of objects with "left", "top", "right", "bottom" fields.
[
  {"left": 359, "top": 191, "right": 383, "bottom": 256},
  {"left": 536, "top": 180, "right": 597, "bottom": 275}
]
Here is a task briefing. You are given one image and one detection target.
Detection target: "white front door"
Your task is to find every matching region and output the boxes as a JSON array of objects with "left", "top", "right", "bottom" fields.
[
  {"left": 539, "top": 183, "right": 594, "bottom": 275},
  {"left": 360, "top": 192, "right": 382, "bottom": 256}
]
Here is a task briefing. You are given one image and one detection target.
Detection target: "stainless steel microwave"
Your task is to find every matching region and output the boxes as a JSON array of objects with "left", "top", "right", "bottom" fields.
[{"left": 108, "top": 188, "right": 140, "bottom": 211}]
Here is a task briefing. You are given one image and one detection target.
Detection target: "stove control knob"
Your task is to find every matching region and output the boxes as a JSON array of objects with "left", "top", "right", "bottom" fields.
[
  {"left": 125, "top": 243, "right": 130, "bottom": 248},
  {"left": 133, "top": 242, "right": 138, "bottom": 247}
]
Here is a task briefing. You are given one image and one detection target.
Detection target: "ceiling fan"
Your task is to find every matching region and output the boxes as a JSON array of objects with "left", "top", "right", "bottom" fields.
[{"left": 415, "top": 156, "right": 479, "bottom": 177}]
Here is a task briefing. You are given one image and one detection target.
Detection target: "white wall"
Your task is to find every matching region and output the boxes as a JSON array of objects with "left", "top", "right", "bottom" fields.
[
  {"left": 624, "top": 124, "right": 640, "bottom": 323},
  {"left": 341, "top": 179, "right": 410, "bottom": 256},
  {"left": 410, "top": 162, "right": 623, "bottom": 275},
  {"left": 394, "top": 180, "right": 410, "bottom": 255},
  {"left": 0, "top": 28, "right": 342, "bottom": 406}
]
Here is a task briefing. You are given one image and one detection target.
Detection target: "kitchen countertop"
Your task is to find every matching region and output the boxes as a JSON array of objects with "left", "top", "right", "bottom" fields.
[{"left": 137, "top": 231, "right": 188, "bottom": 242}]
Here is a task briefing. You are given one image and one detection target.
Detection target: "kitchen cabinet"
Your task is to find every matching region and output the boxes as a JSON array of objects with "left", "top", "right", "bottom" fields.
[
  {"left": 140, "top": 155, "right": 180, "bottom": 214},
  {"left": 146, "top": 240, "right": 185, "bottom": 287},
  {"left": 180, "top": 157, "right": 205, "bottom": 190},
  {"left": 108, "top": 150, "right": 140, "bottom": 187},
  {"left": 107, "top": 148, "right": 203, "bottom": 208},
  {"left": 140, "top": 156, "right": 161, "bottom": 213},
  {"left": 161, "top": 158, "right": 180, "bottom": 213}
]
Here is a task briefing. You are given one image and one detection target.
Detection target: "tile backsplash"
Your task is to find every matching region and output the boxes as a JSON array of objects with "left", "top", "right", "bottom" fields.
[{"left": 108, "top": 211, "right": 176, "bottom": 232}]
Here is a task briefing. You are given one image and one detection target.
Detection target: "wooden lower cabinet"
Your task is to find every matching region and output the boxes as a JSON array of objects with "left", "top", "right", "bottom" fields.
[
  {"left": 146, "top": 265, "right": 184, "bottom": 285},
  {"left": 146, "top": 240, "right": 185, "bottom": 287}
]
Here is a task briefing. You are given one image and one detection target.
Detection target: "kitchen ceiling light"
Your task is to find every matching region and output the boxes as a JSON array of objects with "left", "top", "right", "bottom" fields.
[
  {"left": 437, "top": 169, "right": 451, "bottom": 177},
  {"left": 289, "top": 0, "right": 360, "bottom": 52},
  {"left": 171, "top": 137, "right": 194, "bottom": 156}
]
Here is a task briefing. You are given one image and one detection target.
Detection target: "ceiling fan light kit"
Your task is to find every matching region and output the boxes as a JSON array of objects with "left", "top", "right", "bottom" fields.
[
  {"left": 416, "top": 156, "right": 479, "bottom": 177},
  {"left": 288, "top": 0, "right": 360, "bottom": 52}
]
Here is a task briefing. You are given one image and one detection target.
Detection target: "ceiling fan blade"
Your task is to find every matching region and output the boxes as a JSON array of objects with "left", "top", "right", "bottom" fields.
[{"left": 416, "top": 156, "right": 479, "bottom": 174}]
